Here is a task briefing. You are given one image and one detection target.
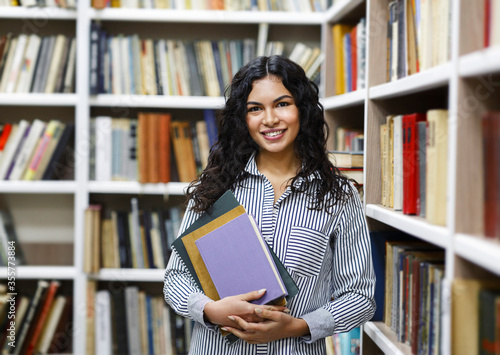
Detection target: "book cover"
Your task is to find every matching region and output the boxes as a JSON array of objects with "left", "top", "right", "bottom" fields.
[
  {"left": 402, "top": 113, "right": 426, "bottom": 215},
  {"left": 195, "top": 213, "right": 287, "bottom": 305},
  {"left": 41, "top": 122, "right": 75, "bottom": 180}
]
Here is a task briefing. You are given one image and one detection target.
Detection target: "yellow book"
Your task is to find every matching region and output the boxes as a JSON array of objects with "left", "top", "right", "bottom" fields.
[
  {"left": 110, "top": 0, "right": 120, "bottom": 7},
  {"left": 386, "top": 115, "right": 395, "bottom": 208},
  {"left": 426, "top": 109, "right": 448, "bottom": 226},
  {"left": 380, "top": 124, "right": 388, "bottom": 206},
  {"left": 332, "top": 24, "right": 353, "bottom": 96}
]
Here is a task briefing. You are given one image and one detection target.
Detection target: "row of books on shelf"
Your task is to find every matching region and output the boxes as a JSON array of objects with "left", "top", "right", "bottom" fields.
[
  {"left": 83, "top": 199, "right": 183, "bottom": 273},
  {"left": 91, "top": 0, "right": 330, "bottom": 11},
  {"left": 0, "top": 34, "right": 76, "bottom": 94},
  {"left": 89, "top": 22, "right": 323, "bottom": 97},
  {"left": 379, "top": 110, "right": 447, "bottom": 226},
  {"left": 334, "top": 126, "right": 364, "bottom": 152},
  {"left": 0, "top": 210, "right": 25, "bottom": 267},
  {"left": 325, "top": 326, "right": 361, "bottom": 355},
  {"left": 328, "top": 150, "right": 363, "bottom": 186},
  {"left": 383, "top": 238, "right": 444, "bottom": 355},
  {"left": 87, "top": 281, "right": 191, "bottom": 355},
  {"left": 0, "top": 119, "right": 75, "bottom": 181},
  {"left": 91, "top": 110, "right": 217, "bottom": 183},
  {"left": 0, "top": 280, "right": 73, "bottom": 354},
  {"left": 386, "top": 0, "right": 450, "bottom": 82},
  {"left": 485, "top": 0, "right": 500, "bottom": 48},
  {"left": 0, "top": 0, "right": 76, "bottom": 7},
  {"left": 331, "top": 18, "right": 366, "bottom": 95}
]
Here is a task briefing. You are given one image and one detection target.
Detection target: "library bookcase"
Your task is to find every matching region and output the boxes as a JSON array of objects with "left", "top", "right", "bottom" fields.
[{"left": 0, "top": 0, "right": 499, "bottom": 354}]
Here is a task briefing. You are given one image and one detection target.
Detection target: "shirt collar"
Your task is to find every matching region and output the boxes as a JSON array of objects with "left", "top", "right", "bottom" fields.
[{"left": 243, "top": 152, "right": 322, "bottom": 183}]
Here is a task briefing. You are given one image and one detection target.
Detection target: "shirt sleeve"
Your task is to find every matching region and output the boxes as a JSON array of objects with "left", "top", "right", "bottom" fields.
[
  {"left": 302, "top": 182, "right": 376, "bottom": 342},
  {"left": 163, "top": 200, "right": 218, "bottom": 332}
]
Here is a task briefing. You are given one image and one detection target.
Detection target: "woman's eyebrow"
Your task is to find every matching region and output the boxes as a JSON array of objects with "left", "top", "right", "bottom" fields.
[{"left": 247, "top": 95, "right": 293, "bottom": 106}]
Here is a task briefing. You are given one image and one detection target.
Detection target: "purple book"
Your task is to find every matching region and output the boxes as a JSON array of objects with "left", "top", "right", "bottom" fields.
[{"left": 195, "top": 213, "right": 287, "bottom": 305}]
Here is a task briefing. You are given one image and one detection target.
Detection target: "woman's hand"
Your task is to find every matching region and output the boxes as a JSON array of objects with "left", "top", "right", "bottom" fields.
[
  {"left": 221, "top": 307, "right": 310, "bottom": 344},
  {"left": 203, "top": 289, "right": 288, "bottom": 328}
]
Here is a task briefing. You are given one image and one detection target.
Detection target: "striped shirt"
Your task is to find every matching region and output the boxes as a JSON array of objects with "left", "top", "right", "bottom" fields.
[{"left": 164, "top": 154, "right": 375, "bottom": 355}]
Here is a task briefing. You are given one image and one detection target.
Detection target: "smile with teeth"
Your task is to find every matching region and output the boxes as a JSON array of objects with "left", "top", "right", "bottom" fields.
[{"left": 263, "top": 129, "right": 285, "bottom": 137}]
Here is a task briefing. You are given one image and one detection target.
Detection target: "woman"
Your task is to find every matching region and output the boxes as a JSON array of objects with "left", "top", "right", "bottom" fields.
[{"left": 163, "top": 55, "right": 375, "bottom": 354}]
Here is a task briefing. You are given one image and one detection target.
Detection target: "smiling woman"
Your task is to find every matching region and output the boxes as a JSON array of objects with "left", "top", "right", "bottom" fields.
[{"left": 163, "top": 55, "right": 376, "bottom": 355}]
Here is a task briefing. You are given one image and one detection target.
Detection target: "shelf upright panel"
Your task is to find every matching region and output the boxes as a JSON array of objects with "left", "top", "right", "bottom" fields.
[{"left": 74, "top": 0, "right": 92, "bottom": 354}]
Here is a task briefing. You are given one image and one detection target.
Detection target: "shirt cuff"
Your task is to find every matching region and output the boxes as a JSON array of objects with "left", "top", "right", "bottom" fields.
[
  {"left": 188, "top": 292, "right": 218, "bottom": 332},
  {"left": 300, "top": 308, "right": 336, "bottom": 343}
]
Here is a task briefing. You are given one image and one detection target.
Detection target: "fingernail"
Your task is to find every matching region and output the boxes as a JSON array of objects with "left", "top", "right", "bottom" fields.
[
  {"left": 258, "top": 288, "right": 266, "bottom": 294},
  {"left": 228, "top": 316, "right": 235, "bottom": 321},
  {"left": 221, "top": 327, "right": 228, "bottom": 332},
  {"left": 284, "top": 308, "right": 290, "bottom": 313},
  {"left": 255, "top": 308, "right": 262, "bottom": 314}
]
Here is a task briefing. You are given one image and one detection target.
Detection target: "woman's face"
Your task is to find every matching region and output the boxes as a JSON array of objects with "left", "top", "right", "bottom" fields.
[{"left": 245, "top": 75, "right": 300, "bottom": 158}]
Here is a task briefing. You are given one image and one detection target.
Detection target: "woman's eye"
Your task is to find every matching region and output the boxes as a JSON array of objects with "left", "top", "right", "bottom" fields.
[
  {"left": 277, "top": 102, "right": 289, "bottom": 107},
  {"left": 247, "top": 106, "right": 261, "bottom": 112}
]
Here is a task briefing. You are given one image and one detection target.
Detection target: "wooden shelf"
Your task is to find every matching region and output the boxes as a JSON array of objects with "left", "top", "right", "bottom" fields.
[
  {"left": 0, "top": 7, "right": 77, "bottom": 19},
  {"left": 365, "top": 204, "right": 450, "bottom": 248},
  {"left": 0, "top": 181, "right": 77, "bottom": 194},
  {"left": 369, "top": 63, "right": 452, "bottom": 100},
  {"left": 325, "top": 0, "right": 365, "bottom": 23},
  {"left": 455, "top": 234, "right": 500, "bottom": 277},
  {"left": 0, "top": 93, "right": 78, "bottom": 106},
  {"left": 322, "top": 89, "right": 366, "bottom": 110},
  {"left": 0, "top": 266, "right": 76, "bottom": 279},
  {"left": 459, "top": 46, "right": 500, "bottom": 77},
  {"left": 363, "top": 322, "right": 412, "bottom": 355},
  {"left": 89, "top": 94, "right": 225, "bottom": 109},
  {"left": 88, "top": 8, "right": 324, "bottom": 24},
  {"left": 87, "top": 181, "right": 188, "bottom": 195},
  {"left": 90, "top": 268, "right": 165, "bottom": 282}
]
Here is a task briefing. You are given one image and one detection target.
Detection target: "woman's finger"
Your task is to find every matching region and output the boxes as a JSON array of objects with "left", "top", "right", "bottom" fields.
[{"left": 239, "top": 288, "right": 266, "bottom": 302}]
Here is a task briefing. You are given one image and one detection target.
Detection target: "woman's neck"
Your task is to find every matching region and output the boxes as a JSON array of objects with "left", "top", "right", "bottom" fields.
[{"left": 255, "top": 150, "right": 301, "bottom": 179}]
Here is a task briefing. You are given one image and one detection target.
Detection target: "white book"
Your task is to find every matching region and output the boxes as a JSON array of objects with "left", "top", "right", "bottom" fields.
[
  {"left": 393, "top": 115, "right": 403, "bottom": 211},
  {"left": 492, "top": 0, "right": 500, "bottom": 45},
  {"left": 130, "top": 197, "right": 144, "bottom": 268},
  {"left": 63, "top": 37, "right": 76, "bottom": 93},
  {"left": 356, "top": 18, "right": 366, "bottom": 89},
  {"left": 166, "top": 40, "right": 179, "bottom": 96},
  {"left": 174, "top": 41, "right": 190, "bottom": 96},
  {"left": 15, "top": 34, "right": 41, "bottom": 93},
  {"left": 288, "top": 42, "right": 307, "bottom": 64},
  {"left": 120, "top": 36, "right": 132, "bottom": 95},
  {"left": 131, "top": 35, "right": 143, "bottom": 95},
  {"left": 0, "top": 120, "right": 28, "bottom": 180},
  {"left": 305, "top": 52, "right": 324, "bottom": 79},
  {"left": 111, "top": 37, "right": 122, "bottom": 95},
  {"left": 44, "top": 35, "right": 66, "bottom": 93},
  {"left": 36, "top": 296, "right": 67, "bottom": 353},
  {"left": 151, "top": 211, "right": 165, "bottom": 269},
  {"left": 0, "top": 37, "right": 19, "bottom": 92},
  {"left": 95, "top": 290, "right": 112, "bottom": 355},
  {"left": 95, "top": 116, "right": 112, "bottom": 181},
  {"left": 157, "top": 39, "right": 170, "bottom": 96},
  {"left": 8, "top": 119, "right": 46, "bottom": 180},
  {"left": 125, "top": 286, "right": 142, "bottom": 354},
  {"left": 19, "top": 0, "right": 37, "bottom": 5}
]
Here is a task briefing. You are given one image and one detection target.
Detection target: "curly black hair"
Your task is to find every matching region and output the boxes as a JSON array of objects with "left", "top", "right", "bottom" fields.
[{"left": 186, "top": 55, "right": 352, "bottom": 213}]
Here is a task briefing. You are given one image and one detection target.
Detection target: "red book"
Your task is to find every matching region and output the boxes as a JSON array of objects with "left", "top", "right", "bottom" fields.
[
  {"left": 350, "top": 26, "right": 357, "bottom": 92},
  {"left": 26, "top": 281, "right": 61, "bottom": 355},
  {"left": 0, "top": 123, "right": 12, "bottom": 150},
  {"left": 402, "top": 113, "right": 426, "bottom": 215},
  {"left": 482, "top": 111, "right": 500, "bottom": 238}
]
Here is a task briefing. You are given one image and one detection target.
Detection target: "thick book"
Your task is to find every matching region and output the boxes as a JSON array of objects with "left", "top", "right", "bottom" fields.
[{"left": 195, "top": 212, "right": 287, "bottom": 305}]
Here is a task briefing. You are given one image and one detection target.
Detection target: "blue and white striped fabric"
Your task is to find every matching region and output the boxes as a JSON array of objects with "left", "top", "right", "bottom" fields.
[{"left": 164, "top": 154, "right": 375, "bottom": 355}]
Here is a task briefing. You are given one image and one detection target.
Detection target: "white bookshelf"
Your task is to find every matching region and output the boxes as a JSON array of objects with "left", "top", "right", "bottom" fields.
[
  {"left": 369, "top": 62, "right": 452, "bottom": 100},
  {"left": 365, "top": 204, "right": 451, "bottom": 249},
  {"left": 0, "top": 7, "right": 77, "bottom": 19},
  {"left": 0, "top": 93, "right": 78, "bottom": 106},
  {"left": 1, "top": 0, "right": 497, "bottom": 354}
]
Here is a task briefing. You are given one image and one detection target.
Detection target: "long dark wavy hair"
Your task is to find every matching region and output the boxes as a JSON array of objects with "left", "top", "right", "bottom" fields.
[{"left": 186, "top": 55, "right": 352, "bottom": 213}]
